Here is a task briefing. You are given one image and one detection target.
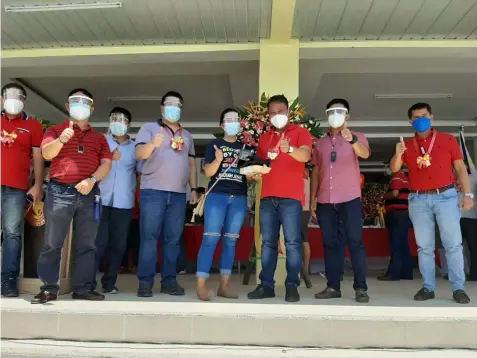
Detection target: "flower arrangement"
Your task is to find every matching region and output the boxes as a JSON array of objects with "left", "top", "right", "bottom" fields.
[
  {"left": 361, "top": 182, "right": 387, "bottom": 225},
  {"left": 216, "top": 93, "right": 322, "bottom": 146}
]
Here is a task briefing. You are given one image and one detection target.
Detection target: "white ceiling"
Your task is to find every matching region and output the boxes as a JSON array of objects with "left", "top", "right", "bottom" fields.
[
  {"left": 1, "top": 0, "right": 272, "bottom": 49},
  {"left": 293, "top": 0, "right": 477, "bottom": 41}
]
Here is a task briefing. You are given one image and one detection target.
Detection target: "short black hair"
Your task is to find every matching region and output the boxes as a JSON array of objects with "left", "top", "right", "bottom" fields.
[
  {"left": 1, "top": 83, "right": 27, "bottom": 98},
  {"left": 267, "top": 94, "right": 288, "bottom": 109},
  {"left": 407, "top": 102, "right": 432, "bottom": 119},
  {"left": 68, "top": 88, "right": 94, "bottom": 100},
  {"left": 109, "top": 107, "right": 132, "bottom": 122},
  {"left": 219, "top": 108, "right": 238, "bottom": 125},
  {"left": 197, "top": 187, "right": 206, "bottom": 195},
  {"left": 326, "top": 98, "right": 350, "bottom": 111},
  {"left": 161, "top": 91, "right": 184, "bottom": 106}
]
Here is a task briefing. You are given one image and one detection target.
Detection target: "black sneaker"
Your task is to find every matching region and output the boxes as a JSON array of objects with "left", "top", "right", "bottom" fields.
[
  {"left": 377, "top": 275, "right": 399, "bottom": 281},
  {"left": 247, "top": 284, "right": 275, "bottom": 299},
  {"left": 314, "top": 287, "right": 342, "bottom": 299},
  {"left": 355, "top": 289, "right": 370, "bottom": 303},
  {"left": 285, "top": 287, "right": 300, "bottom": 303},
  {"left": 160, "top": 283, "right": 185, "bottom": 296},
  {"left": 137, "top": 286, "right": 153, "bottom": 297},
  {"left": 72, "top": 291, "right": 105, "bottom": 301},
  {"left": 414, "top": 288, "right": 435, "bottom": 301},
  {"left": 453, "top": 290, "right": 470, "bottom": 304},
  {"left": 1, "top": 279, "right": 19, "bottom": 298}
]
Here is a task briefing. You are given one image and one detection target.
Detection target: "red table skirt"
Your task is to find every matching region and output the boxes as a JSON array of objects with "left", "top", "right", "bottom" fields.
[{"left": 179, "top": 226, "right": 419, "bottom": 262}]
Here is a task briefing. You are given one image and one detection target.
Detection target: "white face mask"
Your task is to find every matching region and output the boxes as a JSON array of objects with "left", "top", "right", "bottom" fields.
[
  {"left": 69, "top": 103, "right": 91, "bottom": 121},
  {"left": 271, "top": 114, "right": 288, "bottom": 129},
  {"left": 3, "top": 99, "right": 24, "bottom": 115},
  {"left": 328, "top": 113, "right": 346, "bottom": 128}
]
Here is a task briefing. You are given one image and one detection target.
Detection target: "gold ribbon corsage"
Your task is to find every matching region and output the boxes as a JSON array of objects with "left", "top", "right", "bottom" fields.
[
  {"left": 171, "top": 137, "right": 184, "bottom": 151},
  {"left": 416, "top": 154, "right": 431, "bottom": 168}
]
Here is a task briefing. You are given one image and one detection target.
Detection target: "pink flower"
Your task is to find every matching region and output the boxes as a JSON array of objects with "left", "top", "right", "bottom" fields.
[
  {"left": 240, "top": 120, "right": 247, "bottom": 127},
  {"left": 253, "top": 121, "right": 264, "bottom": 131}
]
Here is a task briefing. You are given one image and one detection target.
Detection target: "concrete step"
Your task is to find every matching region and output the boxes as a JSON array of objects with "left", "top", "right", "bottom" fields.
[{"left": 2, "top": 340, "right": 476, "bottom": 358}]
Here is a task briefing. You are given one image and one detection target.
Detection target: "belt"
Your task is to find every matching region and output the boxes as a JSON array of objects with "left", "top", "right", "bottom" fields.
[{"left": 411, "top": 184, "right": 455, "bottom": 195}]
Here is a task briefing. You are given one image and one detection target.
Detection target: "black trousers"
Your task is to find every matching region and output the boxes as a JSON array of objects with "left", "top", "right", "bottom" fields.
[{"left": 461, "top": 218, "right": 477, "bottom": 279}]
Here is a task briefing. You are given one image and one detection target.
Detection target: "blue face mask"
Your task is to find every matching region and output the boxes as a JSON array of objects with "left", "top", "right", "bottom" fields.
[
  {"left": 110, "top": 122, "right": 128, "bottom": 136},
  {"left": 163, "top": 106, "right": 181, "bottom": 122},
  {"left": 412, "top": 117, "right": 431, "bottom": 132},
  {"left": 223, "top": 122, "right": 240, "bottom": 137}
]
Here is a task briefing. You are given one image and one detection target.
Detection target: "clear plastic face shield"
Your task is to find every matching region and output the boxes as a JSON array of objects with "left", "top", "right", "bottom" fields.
[
  {"left": 2, "top": 88, "right": 26, "bottom": 115},
  {"left": 68, "top": 95, "right": 93, "bottom": 121},
  {"left": 109, "top": 112, "right": 130, "bottom": 136},
  {"left": 109, "top": 112, "right": 129, "bottom": 125},
  {"left": 162, "top": 96, "right": 182, "bottom": 123},
  {"left": 222, "top": 112, "right": 239, "bottom": 124},
  {"left": 325, "top": 107, "right": 348, "bottom": 128}
]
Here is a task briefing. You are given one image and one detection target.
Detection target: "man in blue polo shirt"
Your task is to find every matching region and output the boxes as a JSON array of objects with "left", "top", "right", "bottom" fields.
[
  {"left": 135, "top": 91, "right": 198, "bottom": 297},
  {"left": 92, "top": 107, "right": 140, "bottom": 294}
]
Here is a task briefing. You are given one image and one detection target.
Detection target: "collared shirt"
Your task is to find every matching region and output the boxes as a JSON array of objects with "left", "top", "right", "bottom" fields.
[
  {"left": 312, "top": 131, "right": 369, "bottom": 204},
  {"left": 1, "top": 112, "right": 43, "bottom": 190},
  {"left": 257, "top": 124, "right": 312, "bottom": 204},
  {"left": 98, "top": 135, "right": 139, "bottom": 209},
  {"left": 41, "top": 120, "right": 112, "bottom": 184},
  {"left": 402, "top": 129, "right": 463, "bottom": 191},
  {"left": 135, "top": 121, "right": 195, "bottom": 193},
  {"left": 461, "top": 171, "right": 477, "bottom": 219},
  {"left": 385, "top": 172, "right": 410, "bottom": 212}
]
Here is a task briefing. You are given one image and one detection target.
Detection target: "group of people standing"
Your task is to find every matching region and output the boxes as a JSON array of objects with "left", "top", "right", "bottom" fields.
[{"left": 1, "top": 82, "right": 474, "bottom": 305}]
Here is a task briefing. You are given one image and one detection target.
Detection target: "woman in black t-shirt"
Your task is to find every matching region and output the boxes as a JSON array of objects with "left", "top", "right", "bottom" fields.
[{"left": 196, "top": 108, "right": 252, "bottom": 301}]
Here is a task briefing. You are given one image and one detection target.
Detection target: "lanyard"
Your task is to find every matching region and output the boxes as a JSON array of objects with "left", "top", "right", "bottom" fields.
[{"left": 412, "top": 130, "right": 436, "bottom": 156}]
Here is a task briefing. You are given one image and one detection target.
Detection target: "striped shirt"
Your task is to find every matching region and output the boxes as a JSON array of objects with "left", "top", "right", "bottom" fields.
[
  {"left": 385, "top": 172, "right": 410, "bottom": 212},
  {"left": 41, "top": 121, "right": 112, "bottom": 184}
]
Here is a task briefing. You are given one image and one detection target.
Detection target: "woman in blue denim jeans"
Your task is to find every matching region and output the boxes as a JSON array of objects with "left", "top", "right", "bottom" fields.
[{"left": 196, "top": 108, "right": 255, "bottom": 301}]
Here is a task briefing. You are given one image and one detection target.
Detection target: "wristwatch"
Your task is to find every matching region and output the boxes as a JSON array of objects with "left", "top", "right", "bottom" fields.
[
  {"left": 88, "top": 175, "right": 98, "bottom": 184},
  {"left": 191, "top": 188, "right": 197, "bottom": 192},
  {"left": 349, "top": 134, "right": 358, "bottom": 145},
  {"left": 287, "top": 146, "right": 294, "bottom": 154},
  {"left": 464, "top": 193, "right": 475, "bottom": 200}
]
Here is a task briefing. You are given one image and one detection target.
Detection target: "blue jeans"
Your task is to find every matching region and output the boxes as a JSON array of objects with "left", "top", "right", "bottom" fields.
[
  {"left": 196, "top": 193, "right": 248, "bottom": 279},
  {"left": 37, "top": 181, "right": 100, "bottom": 294},
  {"left": 259, "top": 197, "right": 303, "bottom": 288},
  {"left": 385, "top": 211, "right": 413, "bottom": 279},
  {"left": 408, "top": 188, "right": 465, "bottom": 292},
  {"left": 318, "top": 198, "right": 367, "bottom": 291},
  {"left": 1, "top": 186, "right": 26, "bottom": 283},
  {"left": 137, "top": 189, "right": 186, "bottom": 288},
  {"left": 93, "top": 206, "right": 133, "bottom": 291}
]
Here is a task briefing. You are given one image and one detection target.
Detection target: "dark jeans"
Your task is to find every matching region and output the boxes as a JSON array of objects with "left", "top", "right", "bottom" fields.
[
  {"left": 122, "top": 218, "right": 140, "bottom": 268},
  {"left": 92, "top": 206, "right": 133, "bottom": 291},
  {"left": 1, "top": 186, "right": 26, "bottom": 283},
  {"left": 461, "top": 218, "right": 477, "bottom": 279},
  {"left": 385, "top": 211, "right": 413, "bottom": 279},
  {"left": 137, "top": 189, "right": 186, "bottom": 288},
  {"left": 318, "top": 198, "right": 367, "bottom": 291},
  {"left": 37, "top": 181, "right": 100, "bottom": 295},
  {"left": 259, "top": 197, "right": 303, "bottom": 288}
]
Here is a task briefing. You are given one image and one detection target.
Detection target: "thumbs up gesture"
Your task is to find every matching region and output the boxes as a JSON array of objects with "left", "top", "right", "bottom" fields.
[
  {"left": 214, "top": 144, "right": 224, "bottom": 162},
  {"left": 59, "top": 121, "right": 75, "bottom": 144},
  {"left": 151, "top": 127, "right": 165, "bottom": 148},
  {"left": 112, "top": 146, "right": 121, "bottom": 161},
  {"left": 396, "top": 136, "right": 406, "bottom": 155},
  {"left": 341, "top": 122, "right": 353, "bottom": 142}
]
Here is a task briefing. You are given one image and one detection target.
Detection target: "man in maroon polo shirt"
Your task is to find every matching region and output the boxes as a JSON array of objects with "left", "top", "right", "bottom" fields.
[
  {"left": 1, "top": 83, "right": 44, "bottom": 298},
  {"left": 31, "top": 88, "right": 112, "bottom": 304},
  {"left": 390, "top": 102, "right": 473, "bottom": 304},
  {"left": 247, "top": 94, "right": 312, "bottom": 303}
]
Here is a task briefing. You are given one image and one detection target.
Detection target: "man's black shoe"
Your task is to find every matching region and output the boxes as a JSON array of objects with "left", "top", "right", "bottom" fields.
[
  {"left": 31, "top": 291, "right": 57, "bottom": 304},
  {"left": 247, "top": 284, "right": 275, "bottom": 299},
  {"left": 355, "top": 289, "right": 370, "bottom": 303},
  {"left": 160, "top": 283, "right": 185, "bottom": 296},
  {"left": 1, "top": 280, "right": 19, "bottom": 298},
  {"left": 137, "top": 287, "right": 153, "bottom": 297},
  {"left": 414, "top": 287, "right": 435, "bottom": 301},
  {"left": 285, "top": 287, "right": 300, "bottom": 302},
  {"left": 314, "top": 287, "right": 342, "bottom": 299},
  {"left": 72, "top": 291, "right": 105, "bottom": 301},
  {"left": 453, "top": 290, "right": 470, "bottom": 304},
  {"left": 377, "top": 274, "right": 399, "bottom": 281}
]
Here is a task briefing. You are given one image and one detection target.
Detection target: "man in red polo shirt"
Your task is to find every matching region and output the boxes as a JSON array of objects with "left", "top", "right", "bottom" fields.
[
  {"left": 31, "top": 88, "right": 112, "bottom": 304},
  {"left": 247, "top": 95, "right": 312, "bottom": 303},
  {"left": 390, "top": 102, "right": 473, "bottom": 304},
  {"left": 1, "top": 83, "right": 44, "bottom": 298}
]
